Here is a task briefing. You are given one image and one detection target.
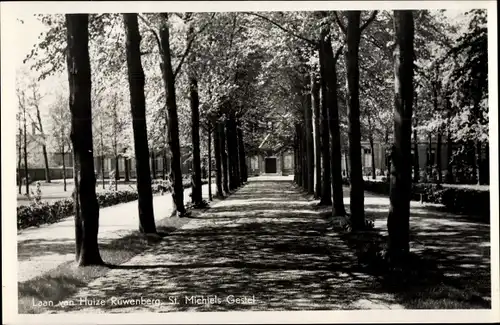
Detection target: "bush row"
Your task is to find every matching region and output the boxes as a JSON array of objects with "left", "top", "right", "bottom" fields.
[
  {"left": 18, "top": 179, "right": 209, "bottom": 230},
  {"left": 363, "top": 180, "right": 490, "bottom": 220}
]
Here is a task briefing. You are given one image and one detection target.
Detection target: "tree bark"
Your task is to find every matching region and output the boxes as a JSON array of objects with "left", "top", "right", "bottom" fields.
[
  {"left": 124, "top": 158, "right": 130, "bottom": 182},
  {"left": 18, "top": 122, "right": 22, "bottom": 194},
  {"left": 304, "top": 75, "right": 315, "bottom": 195},
  {"left": 436, "top": 128, "right": 442, "bottom": 184},
  {"left": 213, "top": 123, "right": 224, "bottom": 197},
  {"left": 369, "top": 132, "right": 376, "bottom": 180},
  {"left": 188, "top": 24, "right": 203, "bottom": 205},
  {"left": 34, "top": 100, "right": 51, "bottom": 183},
  {"left": 66, "top": 13, "right": 103, "bottom": 266},
  {"left": 218, "top": 122, "right": 230, "bottom": 194},
  {"left": 237, "top": 125, "right": 247, "bottom": 183},
  {"left": 62, "top": 139, "right": 67, "bottom": 192},
  {"left": 427, "top": 133, "right": 432, "bottom": 178},
  {"left": 159, "top": 16, "right": 186, "bottom": 216},
  {"left": 312, "top": 71, "right": 322, "bottom": 198},
  {"left": 318, "top": 61, "right": 332, "bottom": 205},
  {"left": 387, "top": 10, "right": 414, "bottom": 261},
  {"left": 346, "top": 11, "right": 364, "bottom": 228},
  {"left": 208, "top": 127, "right": 213, "bottom": 200},
  {"left": 23, "top": 104, "right": 29, "bottom": 196},
  {"left": 123, "top": 13, "right": 157, "bottom": 233},
  {"left": 413, "top": 125, "right": 419, "bottom": 183}
]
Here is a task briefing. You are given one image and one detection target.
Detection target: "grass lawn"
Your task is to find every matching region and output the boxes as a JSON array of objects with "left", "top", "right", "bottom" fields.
[{"left": 17, "top": 211, "right": 201, "bottom": 314}]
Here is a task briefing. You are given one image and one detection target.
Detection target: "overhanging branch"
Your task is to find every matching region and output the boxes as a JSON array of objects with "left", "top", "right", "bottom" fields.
[
  {"left": 360, "top": 10, "right": 378, "bottom": 32},
  {"left": 246, "top": 12, "right": 318, "bottom": 47}
]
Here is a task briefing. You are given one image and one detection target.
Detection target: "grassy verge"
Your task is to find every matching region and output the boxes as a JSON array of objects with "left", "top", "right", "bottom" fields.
[
  {"left": 18, "top": 201, "right": 216, "bottom": 314},
  {"left": 325, "top": 215, "right": 491, "bottom": 309}
]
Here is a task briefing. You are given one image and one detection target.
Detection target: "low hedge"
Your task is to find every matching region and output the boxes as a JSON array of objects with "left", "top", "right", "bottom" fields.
[
  {"left": 18, "top": 179, "right": 209, "bottom": 230},
  {"left": 363, "top": 179, "right": 490, "bottom": 220}
]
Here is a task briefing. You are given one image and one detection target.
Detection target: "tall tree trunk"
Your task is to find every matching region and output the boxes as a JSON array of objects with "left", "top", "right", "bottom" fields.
[
  {"left": 23, "top": 107, "right": 29, "bottom": 196},
  {"left": 312, "top": 71, "right": 322, "bottom": 198},
  {"left": 18, "top": 124, "right": 22, "bottom": 194},
  {"left": 162, "top": 149, "right": 167, "bottom": 180},
  {"left": 387, "top": 10, "right": 414, "bottom": 261},
  {"left": 123, "top": 13, "right": 157, "bottom": 233},
  {"left": 226, "top": 117, "right": 237, "bottom": 191},
  {"left": 304, "top": 76, "right": 315, "bottom": 195},
  {"left": 318, "top": 62, "right": 332, "bottom": 205},
  {"left": 295, "top": 124, "right": 303, "bottom": 187},
  {"left": 475, "top": 140, "right": 482, "bottom": 185},
  {"left": 62, "top": 140, "right": 67, "bottom": 192},
  {"left": 427, "top": 133, "right": 432, "bottom": 178},
  {"left": 34, "top": 103, "right": 51, "bottom": 183},
  {"left": 188, "top": 24, "right": 203, "bottom": 205},
  {"left": 436, "top": 128, "right": 442, "bottom": 184},
  {"left": 218, "top": 122, "right": 230, "bottom": 194},
  {"left": 446, "top": 130, "right": 453, "bottom": 183},
  {"left": 151, "top": 152, "right": 157, "bottom": 180},
  {"left": 344, "top": 150, "right": 350, "bottom": 179},
  {"left": 413, "top": 125, "right": 419, "bottom": 183},
  {"left": 369, "top": 132, "right": 376, "bottom": 180},
  {"left": 159, "top": 16, "right": 186, "bottom": 216},
  {"left": 294, "top": 130, "right": 299, "bottom": 183},
  {"left": 66, "top": 13, "right": 103, "bottom": 266},
  {"left": 208, "top": 128, "right": 213, "bottom": 200},
  {"left": 124, "top": 158, "right": 130, "bottom": 182},
  {"left": 237, "top": 125, "right": 247, "bottom": 183},
  {"left": 322, "top": 35, "right": 347, "bottom": 216},
  {"left": 231, "top": 118, "right": 241, "bottom": 187},
  {"left": 301, "top": 124, "right": 307, "bottom": 188},
  {"left": 346, "top": 11, "right": 364, "bottom": 228},
  {"left": 213, "top": 122, "right": 224, "bottom": 197}
]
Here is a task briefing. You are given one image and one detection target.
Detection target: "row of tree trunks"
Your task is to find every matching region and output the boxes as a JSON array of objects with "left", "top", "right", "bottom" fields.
[
  {"left": 226, "top": 116, "right": 240, "bottom": 191},
  {"left": 207, "top": 128, "right": 213, "bottom": 200},
  {"left": 219, "top": 122, "right": 230, "bottom": 194},
  {"left": 294, "top": 123, "right": 303, "bottom": 187}
]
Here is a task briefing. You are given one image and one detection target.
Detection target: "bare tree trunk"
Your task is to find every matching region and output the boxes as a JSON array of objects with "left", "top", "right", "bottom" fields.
[
  {"left": 62, "top": 139, "right": 67, "bottom": 191},
  {"left": 159, "top": 16, "right": 186, "bottom": 216},
  {"left": 446, "top": 130, "right": 453, "bottom": 183},
  {"left": 413, "top": 125, "right": 419, "bottom": 183},
  {"left": 304, "top": 75, "right": 315, "bottom": 195},
  {"left": 312, "top": 71, "right": 322, "bottom": 198},
  {"left": 218, "top": 122, "right": 229, "bottom": 194},
  {"left": 427, "top": 133, "right": 432, "bottom": 178},
  {"left": 18, "top": 123, "right": 22, "bottom": 194},
  {"left": 33, "top": 98, "right": 52, "bottom": 184},
  {"left": 124, "top": 158, "right": 130, "bottom": 182},
  {"left": 369, "top": 133, "right": 376, "bottom": 180},
  {"left": 237, "top": 125, "right": 247, "bottom": 183},
  {"left": 23, "top": 102, "right": 29, "bottom": 197},
  {"left": 189, "top": 61, "right": 203, "bottom": 205},
  {"left": 387, "top": 10, "right": 414, "bottom": 261},
  {"left": 123, "top": 13, "right": 157, "bottom": 233},
  {"left": 345, "top": 11, "right": 364, "bottom": 229},
  {"left": 318, "top": 56, "right": 331, "bottom": 205},
  {"left": 436, "top": 128, "right": 442, "bottom": 184},
  {"left": 214, "top": 121, "right": 224, "bottom": 197},
  {"left": 66, "top": 13, "right": 103, "bottom": 266},
  {"left": 208, "top": 127, "right": 213, "bottom": 201}
]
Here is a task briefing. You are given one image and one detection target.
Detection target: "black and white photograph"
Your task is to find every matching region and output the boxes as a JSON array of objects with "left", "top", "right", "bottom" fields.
[{"left": 1, "top": 1, "right": 498, "bottom": 323}]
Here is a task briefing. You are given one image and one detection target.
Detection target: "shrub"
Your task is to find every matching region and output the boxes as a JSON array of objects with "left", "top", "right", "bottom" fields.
[
  {"left": 18, "top": 179, "right": 211, "bottom": 230},
  {"left": 363, "top": 179, "right": 490, "bottom": 220}
]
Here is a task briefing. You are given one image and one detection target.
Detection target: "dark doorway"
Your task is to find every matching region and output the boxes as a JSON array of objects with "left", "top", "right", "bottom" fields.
[{"left": 265, "top": 158, "right": 277, "bottom": 173}]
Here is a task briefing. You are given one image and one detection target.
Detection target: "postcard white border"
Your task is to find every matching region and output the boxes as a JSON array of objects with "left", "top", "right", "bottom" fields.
[{"left": 1, "top": 1, "right": 498, "bottom": 324}]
